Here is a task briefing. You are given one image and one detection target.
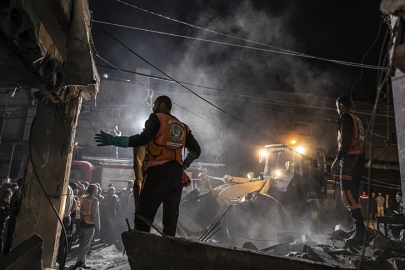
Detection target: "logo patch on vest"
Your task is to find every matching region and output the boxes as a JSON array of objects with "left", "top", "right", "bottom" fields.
[{"left": 169, "top": 124, "right": 184, "bottom": 142}]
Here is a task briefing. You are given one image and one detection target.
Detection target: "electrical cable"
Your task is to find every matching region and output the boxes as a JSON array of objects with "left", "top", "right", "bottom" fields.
[
  {"left": 220, "top": 100, "right": 338, "bottom": 123},
  {"left": 113, "top": 1, "right": 386, "bottom": 70},
  {"left": 29, "top": 116, "right": 69, "bottom": 270},
  {"left": 91, "top": 19, "right": 386, "bottom": 70},
  {"left": 350, "top": 18, "right": 384, "bottom": 111},
  {"left": 96, "top": 63, "right": 395, "bottom": 119},
  {"left": 93, "top": 23, "right": 275, "bottom": 139},
  {"left": 96, "top": 55, "right": 216, "bottom": 126},
  {"left": 93, "top": 22, "right": 400, "bottom": 190},
  {"left": 358, "top": 66, "right": 394, "bottom": 270}
]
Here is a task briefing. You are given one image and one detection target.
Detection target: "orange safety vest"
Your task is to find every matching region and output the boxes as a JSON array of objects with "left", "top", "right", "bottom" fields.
[
  {"left": 80, "top": 197, "right": 96, "bottom": 224},
  {"left": 147, "top": 113, "right": 189, "bottom": 167},
  {"left": 337, "top": 113, "right": 365, "bottom": 155}
]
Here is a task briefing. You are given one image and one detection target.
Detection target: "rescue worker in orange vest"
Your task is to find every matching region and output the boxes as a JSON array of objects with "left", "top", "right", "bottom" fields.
[
  {"left": 95, "top": 95, "right": 201, "bottom": 236},
  {"left": 77, "top": 185, "right": 100, "bottom": 269},
  {"left": 331, "top": 95, "right": 366, "bottom": 245}
]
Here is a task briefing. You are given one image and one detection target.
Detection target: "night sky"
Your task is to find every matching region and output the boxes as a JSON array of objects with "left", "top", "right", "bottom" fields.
[{"left": 89, "top": 0, "right": 389, "bottom": 102}]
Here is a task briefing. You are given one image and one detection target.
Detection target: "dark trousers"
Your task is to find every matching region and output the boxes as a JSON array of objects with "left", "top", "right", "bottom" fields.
[
  {"left": 135, "top": 162, "right": 183, "bottom": 236},
  {"left": 3, "top": 216, "right": 16, "bottom": 255},
  {"left": 340, "top": 155, "right": 365, "bottom": 232},
  {"left": 57, "top": 216, "right": 71, "bottom": 266}
]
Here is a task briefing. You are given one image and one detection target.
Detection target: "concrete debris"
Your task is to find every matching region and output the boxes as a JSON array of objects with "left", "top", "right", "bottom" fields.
[
  {"left": 330, "top": 229, "right": 350, "bottom": 241},
  {"left": 0, "top": 234, "right": 43, "bottom": 270},
  {"left": 286, "top": 252, "right": 312, "bottom": 260},
  {"left": 122, "top": 230, "right": 349, "bottom": 270},
  {"left": 386, "top": 257, "right": 405, "bottom": 270},
  {"left": 242, "top": 242, "right": 258, "bottom": 250},
  {"left": 400, "top": 229, "right": 405, "bottom": 241},
  {"left": 275, "top": 231, "right": 296, "bottom": 243},
  {"left": 259, "top": 228, "right": 405, "bottom": 270}
]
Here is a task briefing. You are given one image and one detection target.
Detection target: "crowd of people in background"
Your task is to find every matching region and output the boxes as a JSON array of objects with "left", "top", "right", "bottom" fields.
[
  {"left": 56, "top": 179, "right": 135, "bottom": 269},
  {"left": 359, "top": 191, "right": 404, "bottom": 220},
  {"left": 0, "top": 175, "right": 136, "bottom": 269}
]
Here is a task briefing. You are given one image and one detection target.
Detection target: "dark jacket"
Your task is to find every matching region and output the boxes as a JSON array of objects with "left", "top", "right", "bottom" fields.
[
  {"left": 102, "top": 194, "right": 120, "bottom": 216},
  {"left": 0, "top": 200, "right": 11, "bottom": 229},
  {"left": 128, "top": 113, "right": 201, "bottom": 168}
]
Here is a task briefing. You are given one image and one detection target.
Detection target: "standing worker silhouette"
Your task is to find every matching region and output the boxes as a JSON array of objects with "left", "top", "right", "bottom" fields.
[
  {"left": 331, "top": 95, "right": 366, "bottom": 245},
  {"left": 95, "top": 96, "right": 200, "bottom": 236}
]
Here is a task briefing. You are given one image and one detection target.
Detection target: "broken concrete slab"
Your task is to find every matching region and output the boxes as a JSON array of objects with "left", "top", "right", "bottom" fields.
[
  {"left": 386, "top": 257, "right": 405, "bottom": 270},
  {"left": 122, "top": 230, "right": 353, "bottom": 270},
  {"left": 0, "top": 234, "right": 43, "bottom": 270}
]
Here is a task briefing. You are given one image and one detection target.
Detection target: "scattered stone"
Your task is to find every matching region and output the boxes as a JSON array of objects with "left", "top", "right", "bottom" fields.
[
  {"left": 276, "top": 232, "right": 296, "bottom": 243},
  {"left": 330, "top": 230, "right": 349, "bottom": 241},
  {"left": 0, "top": 234, "right": 43, "bottom": 270},
  {"left": 400, "top": 230, "right": 405, "bottom": 241},
  {"left": 386, "top": 257, "right": 405, "bottom": 270},
  {"left": 302, "top": 235, "right": 312, "bottom": 243},
  {"left": 242, "top": 242, "right": 258, "bottom": 250},
  {"left": 322, "top": 246, "right": 351, "bottom": 255},
  {"left": 286, "top": 252, "right": 312, "bottom": 260}
]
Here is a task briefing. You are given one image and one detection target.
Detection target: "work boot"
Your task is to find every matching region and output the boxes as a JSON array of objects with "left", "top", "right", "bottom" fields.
[{"left": 344, "top": 230, "right": 365, "bottom": 245}]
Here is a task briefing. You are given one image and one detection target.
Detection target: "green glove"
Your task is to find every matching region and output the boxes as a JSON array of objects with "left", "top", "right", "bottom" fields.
[{"left": 94, "top": 130, "right": 129, "bottom": 148}]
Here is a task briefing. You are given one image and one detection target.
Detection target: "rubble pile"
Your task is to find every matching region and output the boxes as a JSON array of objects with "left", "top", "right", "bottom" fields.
[{"left": 261, "top": 230, "right": 405, "bottom": 270}]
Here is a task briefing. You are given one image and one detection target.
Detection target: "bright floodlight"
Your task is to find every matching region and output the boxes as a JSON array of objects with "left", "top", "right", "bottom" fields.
[
  {"left": 296, "top": 146, "right": 305, "bottom": 154},
  {"left": 291, "top": 140, "right": 296, "bottom": 144},
  {"left": 275, "top": 170, "right": 282, "bottom": 177}
]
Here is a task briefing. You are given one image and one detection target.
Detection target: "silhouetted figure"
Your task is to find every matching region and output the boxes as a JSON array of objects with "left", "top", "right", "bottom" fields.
[
  {"left": 376, "top": 192, "right": 385, "bottom": 217},
  {"left": 100, "top": 187, "right": 119, "bottom": 243},
  {"left": 3, "top": 178, "right": 23, "bottom": 255},
  {"left": 0, "top": 189, "right": 12, "bottom": 256},
  {"left": 359, "top": 191, "right": 369, "bottom": 219},
  {"left": 385, "top": 194, "right": 392, "bottom": 216},
  {"left": 370, "top": 192, "right": 377, "bottom": 220}
]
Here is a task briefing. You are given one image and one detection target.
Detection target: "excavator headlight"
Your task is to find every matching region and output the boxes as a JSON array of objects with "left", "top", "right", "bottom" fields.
[
  {"left": 274, "top": 170, "right": 283, "bottom": 178},
  {"left": 296, "top": 146, "right": 305, "bottom": 154}
]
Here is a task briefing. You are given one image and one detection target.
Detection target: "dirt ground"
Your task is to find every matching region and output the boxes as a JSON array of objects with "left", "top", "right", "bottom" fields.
[{"left": 65, "top": 239, "right": 130, "bottom": 270}]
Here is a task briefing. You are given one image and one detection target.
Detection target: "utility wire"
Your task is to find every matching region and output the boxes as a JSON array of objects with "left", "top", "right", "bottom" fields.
[
  {"left": 359, "top": 68, "right": 394, "bottom": 270},
  {"left": 96, "top": 55, "right": 216, "bottom": 126},
  {"left": 93, "top": 23, "right": 273, "bottom": 138},
  {"left": 114, "top": 1, "right": 386, "bottom": 70},
  {"left": 93, "top": 24, "right": 400, "bottom": 191},
  {"left": 350, "top": 18, "right": 384, "bottom": 111},
  {"left": 29, "top": 117, "right": 69, "bottom": 270},
  {"left": 221, "top": 101, "right": 338, "bottom": 123},
  {"left": 92, "top": 19, "right": 385, "bottom": 70},
  {"left": 96, "top": 63, "right": 395, "bottom": 119}
]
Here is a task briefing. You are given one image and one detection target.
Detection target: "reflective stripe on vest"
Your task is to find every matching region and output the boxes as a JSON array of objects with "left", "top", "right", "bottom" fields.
[
  {"left": 147, "top": 113, "right": 189, "bottom": 167},
  {"left": 80, "top": 197, "right": 96, "bottom": 224},
  {"left": 337, "top": 113, "right": 365, "bottom": 155}
]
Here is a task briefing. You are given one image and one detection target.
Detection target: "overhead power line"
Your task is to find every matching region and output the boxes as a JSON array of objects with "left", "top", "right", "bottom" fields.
[
  {"left": 96, "top": 63, "right": 395, "bottom": 119},
  {"left": 93, "top": 23, "right": 275, "bottom": 139},
  {"left": 113, "top": 1, "right": 386, "bottom": 70},
  {"left": 96, "top": 55, "right": 216, "bottom": 126},
  {"left": 92, "top": 19, "right": 385, "bottom": 71}
]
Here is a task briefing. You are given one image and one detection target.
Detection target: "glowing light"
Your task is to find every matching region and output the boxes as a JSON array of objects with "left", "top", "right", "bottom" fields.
[
  {"left": 274, "top": 170, "right": 283, "bottom": 177},
  {"left": 259, "top": 149, "right": 268, "bottom": 157},
  {"left": 247, "top": 172, "right": 254, "bottom": 180},
  {"left": 291, "top": 140, "right": 296, "bottom": 145},
  {"left": 296, "top": 146, "right": 305, "bottom": 154},
  {"left": 103, "top": 74, "right": 109, "bottom": 79}
]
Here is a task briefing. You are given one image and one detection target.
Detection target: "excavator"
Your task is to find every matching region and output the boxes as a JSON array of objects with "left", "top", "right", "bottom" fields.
[{"left": 177, "top": 143, "right": 348, "bottom": 248}]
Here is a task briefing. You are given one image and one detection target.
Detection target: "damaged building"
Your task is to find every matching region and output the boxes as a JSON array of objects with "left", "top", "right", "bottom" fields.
[{"left": 0, "top": 0, "right": 405, "bottom": 270}]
